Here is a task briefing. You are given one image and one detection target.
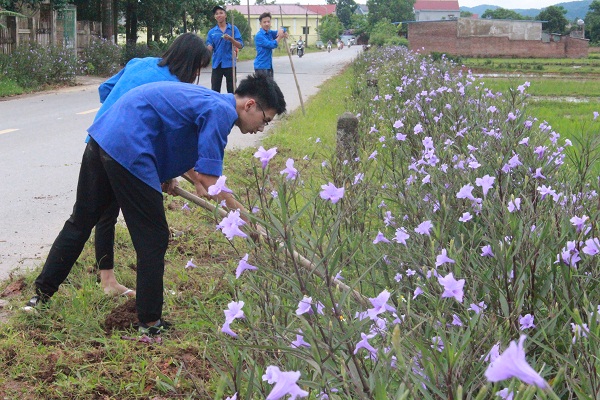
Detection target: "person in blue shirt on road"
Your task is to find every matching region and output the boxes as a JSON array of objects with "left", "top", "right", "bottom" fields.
[
  {"left": 254, "top": 12, "right": 286, "bottom": 77},
  {"left": 26, "top": 74, "right": 286, "bottom": 335},
  {"left": 206, "top": 5, "right": 243, "bottom": 93},
  {"left": 90, "top": 33, "right": 211, "bottom": 299}
]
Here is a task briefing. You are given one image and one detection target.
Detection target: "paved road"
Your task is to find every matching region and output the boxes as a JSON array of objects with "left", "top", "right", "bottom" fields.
[{"left": 0, "top": 46, "right": 362, "bottom": 279}]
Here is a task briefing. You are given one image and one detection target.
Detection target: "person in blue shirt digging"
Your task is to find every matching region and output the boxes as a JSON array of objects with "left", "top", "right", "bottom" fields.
[
  {"left": 254, "top": 12, "right": 286, "bottom": 77},
  {"left": 91, "top": 33, "right": 211, "bottom": 300},
  {"left": 26, "top": 74, "right": 286, "bottom": 335},
  {"left": 206, "top": 5, "right": 243, "bottom": 93}
]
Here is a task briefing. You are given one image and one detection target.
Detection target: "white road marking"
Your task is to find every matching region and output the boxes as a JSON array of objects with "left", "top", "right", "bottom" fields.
[{"left": 76, "top": 108, "right": 99, "bottom": 115}]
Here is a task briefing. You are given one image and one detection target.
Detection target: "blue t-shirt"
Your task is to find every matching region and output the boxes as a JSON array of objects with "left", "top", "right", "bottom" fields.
[
  {"left": 254, "top": 28, "right": 279, "bottom": 70},
  {"left": 96, "top": 57, "right": 178, "bottom": 121},
  {"left": 206, "top": 24, "right": 243, "bottom": 69},
  {"left": 88, "top": 81, "right": 238, "bottom": 193}
]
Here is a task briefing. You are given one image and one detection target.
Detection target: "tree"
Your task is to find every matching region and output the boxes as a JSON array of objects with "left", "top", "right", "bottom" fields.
[
  {"left": 460, "top": 11, "right": 473, "bottom": 18},
  {"left": 366, "top": 0, "right": 413, "bottom": 27},
  {"left": 368, "top": 17, "right": 399, "bottom": 46},
  {"left": 481, "top": 7, "right": 529, "bottom": 20},
  {"left": 336, "top": 0, "right": 357, "bottom": 29},
  {"left": 317, "top": 14, "right": 343, "bottom": 43},
  {"left": 585, "top": 0, "right": 600, "bottom": 43},
  {"left": 536, "top": 5, "right": 568, "bottom": 34}
]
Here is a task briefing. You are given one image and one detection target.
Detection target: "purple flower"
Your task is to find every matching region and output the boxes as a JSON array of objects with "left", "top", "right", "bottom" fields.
[
  {"left": 354, "top": 332, "right": 378, "bottom": 356},
  {"left": 451, "top": 314, "right": 462, "bottom": 326},
  {"left": 570, "top": 215, "right": 589, "bottom": 233},
  {"left": 236, "top": 253, "right": 258, "bottom": 279},
  {"left": 221, "top": 301, "right": 245, "bottom": 337},
  {"left": 532, "top": 168, "right": 546, "bottom": 179},
  {"left": 507, "top": 198, "right": 521, "bottom": 213},
  {"left": 582, "top": 238, "right": 599, "bottom": 256},
  {"left": 208, "top": 175, "right": 233, "bottom": 196},
  {"left": 185, "top": 258, "right": 198, "bottom": 269},
  {"left": 291, "top": 330, "right": 311, "bottom": 348},
  {"left": 280, "top": 158, "right": 298, "bottom": 180},
  {"left": 470, "top": 301, "right": 487, "bottom": 315},
  {"left": 373, "top": 231, "right": 390, "bottom": 244},
  {"left": 571, "top": 323, "right": 589, "bottom": 343},
  {"left": 459, "top": 212, "right": 473, "bottom": 222},
  {"left": 484, "top": 335, "right": 548, "bottom": 388},
  {"left": 519, "top": 314, "right": 535, "bottom": 330},
  {"left": 495, "top": 388, "right": 514, "bottom": 400},
  {"left": 413, "top": 287, "right": 424, "bottom": 299},
  {"left": 353, "top": 173, "right": 364, "bottom": 185},
  {"left": 262, "top": 366, "right": 308, "bottom": 400},
  {"left": 456, "top": 183, "right": 475, "bottom": 201},
  {"left": 226, "top": 393, "right": 238, "bottom": 400},
  {"left": 254, "top": 146, "right": 278, "bottom": 169},
  {"left": 413, "top": 123, "right": 423, "bottom": 134},
  {"left": 393, "top": 227, "right": 410, "bottom": 246},
  {"left": 367, "top": 290, "right": 396, "bottom": 319},
  {"left": 217, "top": 210, "right": 247, "bottom": 240},
  {"left": 435, "top": 249, "right": 455, "bottom": 267},
  {"left": 406, "top": 269, "right": 416, "bottom": 276},
  {"left": 594, "top": 111, "right": 599, "bottom": 120},
  {"left": 181, "top": 203, "right": 190, "bottom": 211},
  {"left": 481, "top": 245, "right": 494, "bottom": 257},
  {"left": 438, "top": 272, "right": 465, "bottom": 303},
  {"left": 320, "top": 182, "right": 345, "bottom": 204},
  {"left": 431, "top": 336, "right": 444, "bottom": 352},
  {"left": 296, "top": 297, "right": 313, "bottom": 315},
  {"left": 415, "top": 220, "right": 433, "bottom": 236}
]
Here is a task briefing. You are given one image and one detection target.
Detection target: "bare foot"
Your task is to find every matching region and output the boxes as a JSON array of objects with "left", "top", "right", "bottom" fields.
[{"left": 102, "top": 283, "right": 136, "bottom": 297}]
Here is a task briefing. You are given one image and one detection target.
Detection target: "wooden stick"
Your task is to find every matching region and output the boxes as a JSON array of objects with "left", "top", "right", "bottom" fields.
[
  {"left": 230, "top": 10, "right": 237, "bottom": 92},
  {"left": 173, "top": 180, "right": 368, "bottom": 307},
  {"left": 279, "top": 5, "right": 305, "bottom": 116}
]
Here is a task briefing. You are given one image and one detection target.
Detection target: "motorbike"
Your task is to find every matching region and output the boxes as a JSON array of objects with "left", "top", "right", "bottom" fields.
[
  {"left": 327, "top": 42, "right": 332, "bottom": 53},
  {"left": 296, "top": 40, "right": 304, "bottom": 58}
]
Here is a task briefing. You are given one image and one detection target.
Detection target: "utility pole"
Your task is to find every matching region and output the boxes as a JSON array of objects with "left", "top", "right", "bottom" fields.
[{"left": 305, "top": 10, "right": 308, "bottom": 46}]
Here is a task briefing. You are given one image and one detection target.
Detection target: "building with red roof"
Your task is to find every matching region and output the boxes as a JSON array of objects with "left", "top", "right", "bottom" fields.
[{"left": 413, "top": 0, "right": 460, "bottom": 21}]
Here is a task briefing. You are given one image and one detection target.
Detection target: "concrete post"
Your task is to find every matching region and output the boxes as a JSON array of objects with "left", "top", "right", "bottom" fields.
[{"left": 336, "top": 112, "right": 359, "bottom": 162}]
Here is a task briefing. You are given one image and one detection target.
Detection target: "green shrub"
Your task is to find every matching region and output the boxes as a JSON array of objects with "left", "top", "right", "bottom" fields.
[
  {"left": 5, "top": 42, "right": 78, "bottom": 88},
  {"left": 78, "top": 36, "right": 122, "bottom": 76}
]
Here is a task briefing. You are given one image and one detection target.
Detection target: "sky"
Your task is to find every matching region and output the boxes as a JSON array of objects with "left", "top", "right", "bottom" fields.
[{"left": 269, "top": 0, "right": 563, "bottom": 9}]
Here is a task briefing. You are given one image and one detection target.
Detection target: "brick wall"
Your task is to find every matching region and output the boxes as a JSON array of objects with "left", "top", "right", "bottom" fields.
[{"left": 408, "top": 20, "right": 588, "bottom": 59}]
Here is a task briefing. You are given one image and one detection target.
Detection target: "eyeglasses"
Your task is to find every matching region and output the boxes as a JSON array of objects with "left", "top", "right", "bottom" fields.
[{"left": 255, "top": 101, "right": 270, "bottom": 127}]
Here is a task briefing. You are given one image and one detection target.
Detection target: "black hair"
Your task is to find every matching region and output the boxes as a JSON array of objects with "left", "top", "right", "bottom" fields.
[
  {"left": 158, "top": 33, "right": 211, "bottom": 83},
  {"left": 235, "top": 74, "right": 286, "bottom": 115},
  {"left": 258, "top": 12, "right": 272, "bottom": 22}
]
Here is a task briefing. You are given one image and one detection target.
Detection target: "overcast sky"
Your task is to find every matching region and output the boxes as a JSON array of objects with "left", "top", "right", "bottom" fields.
[{"left": 270, "top": 0, "right": 563, "bottom": 9}]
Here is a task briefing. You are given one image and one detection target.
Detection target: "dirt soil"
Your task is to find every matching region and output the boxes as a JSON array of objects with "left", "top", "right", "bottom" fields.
[{"left": 103, "top": 298, "right": 138, "bottom": 333}]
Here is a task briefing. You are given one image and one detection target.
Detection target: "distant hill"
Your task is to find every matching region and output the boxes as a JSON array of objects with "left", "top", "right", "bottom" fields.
[{"left": 460, "top": 0, "right": 592, "bottom": 20}]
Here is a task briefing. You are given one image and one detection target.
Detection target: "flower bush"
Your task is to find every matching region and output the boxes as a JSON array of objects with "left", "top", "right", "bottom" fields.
[
  {"left": 5, "top": 42, "right": 78, "bottom": 88},
  {"left": 205, "top": 47, "right": 599, "bottom": 398},
  {"left": 78, "top": 36, "right": 122, "bottom": 76}
]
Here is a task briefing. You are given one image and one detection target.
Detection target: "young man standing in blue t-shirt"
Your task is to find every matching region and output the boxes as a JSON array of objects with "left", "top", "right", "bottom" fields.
[
  {"left": 26, "top": 74, "right": 286, "bottom": 336},
  {"left": 206, "top": 5, "right": 243, "bottom": 93},
  {"left": 254, "top": 12, "right": 286, "bottom": 77}
]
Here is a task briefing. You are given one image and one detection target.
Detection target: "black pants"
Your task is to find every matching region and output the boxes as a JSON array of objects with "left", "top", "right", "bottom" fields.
[
  {"left": 254, "top": 68, "right": 274, "bottom": 78},
  {"left": 211, "top": 66, "right": 234, "bottom": 93},
  {"left": 95, "top": 201, "right": 119, "bottom": 270},
  {"left": 35, "top": 139, "right": 169, "bottom": 323}
]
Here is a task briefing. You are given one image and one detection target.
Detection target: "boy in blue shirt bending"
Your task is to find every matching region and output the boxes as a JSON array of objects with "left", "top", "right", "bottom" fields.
[
  {"left": 207, "top": 5, "right": 243, "bottom": 93},
  {"left": 27, "top": 74, "right": 286, "bottom": 335}
]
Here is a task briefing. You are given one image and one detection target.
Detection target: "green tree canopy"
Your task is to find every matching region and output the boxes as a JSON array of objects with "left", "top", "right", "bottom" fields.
[
  {"left": 536, "top": 5, "right": 568, "bottom": 34},
  {"left": 366, "top": 0, "right": 413, "bottom": 27},
  {"left": 481, "top": 7, "right": 529, "bottom": 20},
  {"left": 460, "top": 11, "right": 473, "bottom": 18},
  {"left": 585, "top": 0, "right": 600, "bottom": 42},
  {"left": 336, "top": 0, "right": 357, "bottom": 29},
  {"left": 316, "top": 13, "right": 343, "bottom": 43},
  {"left": 368, "top": 17, "right": 400, "bottom": 46}
]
